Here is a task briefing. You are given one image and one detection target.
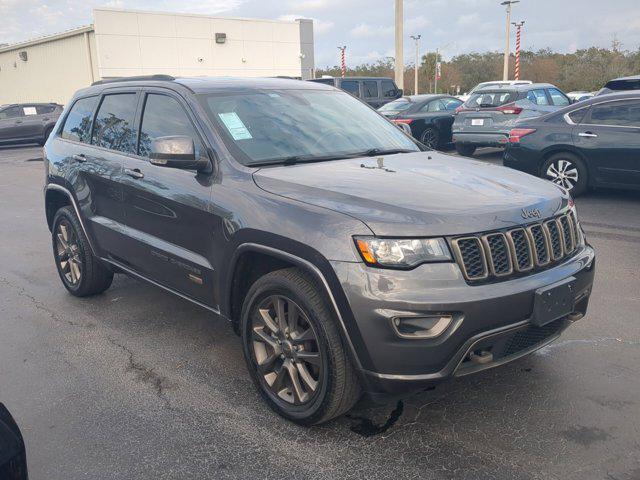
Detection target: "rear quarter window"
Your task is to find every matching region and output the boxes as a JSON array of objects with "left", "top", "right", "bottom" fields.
[{"left": 61, "top": 96, "right": 99, "bottom": 143}]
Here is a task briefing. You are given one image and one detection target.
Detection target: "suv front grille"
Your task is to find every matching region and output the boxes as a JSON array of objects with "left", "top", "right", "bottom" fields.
[{"left": 451, "top": 213, "right": 579, "bottom": 283}]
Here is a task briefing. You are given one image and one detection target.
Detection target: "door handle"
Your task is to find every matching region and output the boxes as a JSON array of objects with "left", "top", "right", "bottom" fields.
[
  {"left": 578, "top": 132, "right": 598, "bottom": 138},
  {"left": 73, "top": 154, "right": 86, "bottom": 163},
  {"left": 124, "top": 168, "right": 144, "bottom": 179}
]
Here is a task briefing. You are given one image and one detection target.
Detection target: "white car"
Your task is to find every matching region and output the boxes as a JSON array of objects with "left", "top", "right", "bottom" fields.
[{"left": 458, "top": 80, "right": 533, "bottom": 102}]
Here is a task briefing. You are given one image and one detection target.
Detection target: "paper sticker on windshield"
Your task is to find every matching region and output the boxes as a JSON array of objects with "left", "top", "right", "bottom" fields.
[{"left": 218, "top": 112, "right": 252, "bottom": 140}]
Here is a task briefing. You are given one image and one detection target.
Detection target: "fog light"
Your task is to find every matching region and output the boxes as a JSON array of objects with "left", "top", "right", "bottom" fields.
[{"left": 392, "top": 315, "right": 453, "bottom": 339}]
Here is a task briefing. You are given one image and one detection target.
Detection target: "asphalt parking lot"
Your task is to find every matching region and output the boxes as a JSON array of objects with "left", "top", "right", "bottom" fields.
[{"left": 1, "top": 145, "right": 639, "bottom": 480}]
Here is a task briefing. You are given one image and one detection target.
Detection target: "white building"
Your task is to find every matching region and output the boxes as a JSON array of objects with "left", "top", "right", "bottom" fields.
[{"left": 0, "top": 8, "right": 315, "bottom": 105}]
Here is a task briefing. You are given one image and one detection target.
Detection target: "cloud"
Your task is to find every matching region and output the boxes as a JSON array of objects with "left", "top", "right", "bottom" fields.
[
  {"left": 406, "top": 15, "right": 431, "bottom": 31},
  {"left": 278, "top": 14, "right": 334, "bottom": 34},
  {"left": 456, "top": 13, "right": 480, "bottom": 26},
  {"left": 350, "top": 23, "right": 393, "bottom": 38},
  {"left": 289, "top": 0, "right": 328, "bottom": 9}
]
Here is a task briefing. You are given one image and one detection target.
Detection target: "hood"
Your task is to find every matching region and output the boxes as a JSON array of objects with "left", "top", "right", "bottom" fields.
[{"left": 253, "top": 152, "right": 569, "bottom": 236}]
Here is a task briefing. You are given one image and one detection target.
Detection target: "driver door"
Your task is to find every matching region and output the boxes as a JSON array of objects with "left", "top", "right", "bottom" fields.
[{"left": 120, "top": 90, "right": 215, "bottom": 305}]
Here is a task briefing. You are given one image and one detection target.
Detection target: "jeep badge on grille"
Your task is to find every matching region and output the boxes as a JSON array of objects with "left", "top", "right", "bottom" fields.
[{"left": 521, "top": 208, "right": 542, "bottom": 219}]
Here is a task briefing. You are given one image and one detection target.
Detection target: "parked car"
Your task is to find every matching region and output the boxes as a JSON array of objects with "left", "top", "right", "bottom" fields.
[
  {"left": 452, "top": 83, "right": 571, "bottom": 156},
  {"left": 307, "top": 76, "right": 402, "bottom": 108},
  {"left": 0, "top": 403, "right": 28, "bottom": 480},
  {"left": 378, "top": 94, "right": 463, "bottom": 149},
  {"left": 44, "top": 75, "right": 595, "bottom": 425},
  {"left": 596, "top": 75, "right": 640, "bottom": 96},
  {"left": 458, "top": 80, "right": 532, "bottom": 102},
  {"left": 0, "top": 102, "right": 63, "bottom": 146},
  {"left": 567, "top": 91, "right": 595, "bottom": 103},
  {"left": 504, "top": 91, "right": 640, "bottom": 196}
]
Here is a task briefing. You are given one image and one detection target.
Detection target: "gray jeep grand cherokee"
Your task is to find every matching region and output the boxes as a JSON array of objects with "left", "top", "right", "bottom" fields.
[{"left": 43, "top": 76, "right": 595, "bottom": 425}]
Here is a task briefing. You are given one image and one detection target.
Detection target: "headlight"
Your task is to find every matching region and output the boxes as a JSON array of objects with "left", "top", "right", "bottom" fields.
[{"left": 354, "top": 236, "right": 452, "bottom": 268}]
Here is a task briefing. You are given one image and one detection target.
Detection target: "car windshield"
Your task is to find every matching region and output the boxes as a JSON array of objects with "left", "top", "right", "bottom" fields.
[
  {"left": 464, "top": 90, "right": 516, "bottom": 108},
  {"left": 379, "top": 98, "right": 412, "bottom": 112},
  {"left": 198, "top": 89, "right": 419, "bottom": 166}
]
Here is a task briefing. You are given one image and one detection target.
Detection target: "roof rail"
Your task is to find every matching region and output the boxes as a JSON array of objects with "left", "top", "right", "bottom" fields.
[{"left": 91, "top": 74, "right": 176, "bottom": 86}]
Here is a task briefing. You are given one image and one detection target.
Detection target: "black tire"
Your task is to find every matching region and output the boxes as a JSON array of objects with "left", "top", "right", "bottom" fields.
[
  {"left": 241, "top": 267, "right": 361, "bottom": 425},
  {"left": 40, "top": 126, "right": 53, "bottom": 146},
  {"left": 455, "top": 143, "right": 476, "bottom": 157},
  {"left": 541, "top": 152, "right": 588, "bottom": 196},
  {"left": 420, "top": 127, "right": 440, "bottom": 149},
  {"left": 52, "top": 206, "right": 113, "bottom": 296}
]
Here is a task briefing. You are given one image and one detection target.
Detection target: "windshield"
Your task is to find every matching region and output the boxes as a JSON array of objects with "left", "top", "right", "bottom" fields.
[
  {"left": 379, "top": 98, "right": 412, "bottom": 112},
  {"left": 464, "top": 90, "right": 516, "bottom": 108},
  {"left": 198, "top": 89, "right": 419, "bottom": 166}
]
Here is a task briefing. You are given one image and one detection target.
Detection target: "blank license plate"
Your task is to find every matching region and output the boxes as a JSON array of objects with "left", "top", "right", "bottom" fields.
[
  {"left": 532, "top": 277, "right": 576, "bottom": 327},
  {"left": 471, "top": 119, "right": 484, "bottom": 126}
]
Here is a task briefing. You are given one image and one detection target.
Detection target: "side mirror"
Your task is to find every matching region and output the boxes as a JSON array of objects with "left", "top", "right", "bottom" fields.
[{"left": 149, "top": 136, "right": 210, "bottom": 171}]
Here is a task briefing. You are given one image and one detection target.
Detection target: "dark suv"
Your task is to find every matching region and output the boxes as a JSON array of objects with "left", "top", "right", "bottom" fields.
[
  {"left": 44, "top": 76, "right": 595, "bottom": 425},
  {"left": 307, "top": 77, "right": 402, "bottom": 108},
  {"left": 0, "top": 103, "right": 62, "bottom": 146}
]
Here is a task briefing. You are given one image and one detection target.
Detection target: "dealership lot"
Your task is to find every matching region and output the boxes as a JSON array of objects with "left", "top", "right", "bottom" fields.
[{"left": 1, "top": 146, "right": 639, "bottom": 479}]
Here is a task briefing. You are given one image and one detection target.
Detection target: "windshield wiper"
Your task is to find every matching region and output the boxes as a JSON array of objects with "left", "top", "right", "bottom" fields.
[{"left": 361, "top": 148, "right": 417, "bottom": 157}]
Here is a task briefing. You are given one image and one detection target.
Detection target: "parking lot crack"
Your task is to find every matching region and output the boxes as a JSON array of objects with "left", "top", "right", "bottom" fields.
[{"left": 106, "top": 336, "right": 173, "bottom": 410}]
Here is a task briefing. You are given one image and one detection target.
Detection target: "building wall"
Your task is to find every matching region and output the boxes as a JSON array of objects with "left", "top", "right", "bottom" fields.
[
  {"left": 93, "top": 8, "right": 313, "bottom": 79},
  {"left": 0, "top": 29, "right": 96, "bottom": 105}
]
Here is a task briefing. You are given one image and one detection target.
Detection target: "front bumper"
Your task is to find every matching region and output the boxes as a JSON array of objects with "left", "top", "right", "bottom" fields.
[
  {"left": 452, "top": 131, "right": 509, "bottom": 148},
  {"left": 331, "top": 245, "right": 595, "bottom": 396}
]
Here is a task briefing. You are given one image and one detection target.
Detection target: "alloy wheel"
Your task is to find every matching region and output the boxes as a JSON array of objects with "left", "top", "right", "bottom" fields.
[
  {"left": 251, "top": 295, "right": 322, "bottom": 405},
  {"left": 421, "top": 129, "right": 438, "bottom": 148},
  {"left": 55, "top": 220, "right": 82, "bottom": 285},
  {"left": 546, "top": 159, "right": 579, "bottom": 191}
]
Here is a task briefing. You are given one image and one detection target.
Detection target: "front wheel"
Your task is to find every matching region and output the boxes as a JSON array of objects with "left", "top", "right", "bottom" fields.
[
  {"left": 240, "top": 268, "right": 361, "bottom": 425},
  {"left": 455, "top": 143, "right": 476, "bottom": 157},
  {"left": 541, "top": 152, "right": 588, "bottom": 196}
]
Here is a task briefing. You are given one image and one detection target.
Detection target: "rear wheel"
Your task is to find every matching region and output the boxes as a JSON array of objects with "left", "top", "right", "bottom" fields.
[
  {"left": 455, "top": 143, "right": 476, "bottom": 157},
  {"left": 52, "top": 206, "right": 113, "bottom": 296},
  {"left": 420, "top": 127, "right": 440, "bottom": 149},
  {"left": 541, "top": 152, "right": 588, "bottom": 196},
  {"left": 241, "top": 268, "right": 361, "bottom": 425}
]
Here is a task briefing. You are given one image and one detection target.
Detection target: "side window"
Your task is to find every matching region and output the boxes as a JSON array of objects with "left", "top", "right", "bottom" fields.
[
  {"left": 443, "top": 98, "right": 462, "bottom": 110},
  {"left": 36, "top": 105, "right": 56, "bottom": 115},
  {"left": 382, "top": 80, "right": 397, "bottom": 98},
  {"left": 341, "top": 81, "right": 360, "bottom": 97},
  {"left": 567, "top": 107, "right": 589, "bottom": 124},
  {"left": 61, "top": 96, "right": 99, "bottom": 143},
  {"left": 0, "top": 106, "right": 24, "bottom": 119},
  {"left": 92, "top": 93, "right": 138, "bottom": 153},
  {"left": 362, "top": 81, "right": 379, "bottom": 98},
  {"left": 548, "top": 88, "right": 570, "bottom": 106},
  {"left": 423, "top": 100, "right": 445, "bottom": 112},
  {"left": 526, "top": 89, "right": 549, "bottom": 106},
  {"left": 138, "top": 94, "right": 204, "bottom": 158},
  {"left": 585, "top": 101, "right": 640, "bottom": 127}
]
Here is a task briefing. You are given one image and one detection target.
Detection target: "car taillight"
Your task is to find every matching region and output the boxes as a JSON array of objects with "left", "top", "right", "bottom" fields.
[
  {"left": 455, "top": 105, "right": 466, "bottom": 114},
  {"left": 392, "top": 118, "right": 413, "bottom": 124},
  {"left": 497, "top": 103, "right": 523, "bottom": 115},
  {"left": 509, "top": 128, "right": 536, "bottom": 143}
]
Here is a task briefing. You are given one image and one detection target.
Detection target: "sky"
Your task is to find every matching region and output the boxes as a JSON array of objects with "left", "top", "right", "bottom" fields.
[{"left": 2, "top": 0, "right": 640, "bottom": 67}]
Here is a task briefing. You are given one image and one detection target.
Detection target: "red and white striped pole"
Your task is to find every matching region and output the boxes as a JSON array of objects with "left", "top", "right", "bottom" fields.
[
  {"left": 512, "top": 21, "right": 525, "bottom": 80},
  {"left": 338, "top": 46, "right": 346, "bottom": 77}
]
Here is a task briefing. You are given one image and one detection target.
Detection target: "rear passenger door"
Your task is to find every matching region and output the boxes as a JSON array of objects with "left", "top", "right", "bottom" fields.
[
  {"left": 16, "top": 105, "right": 43, "bottom": 140},
  {"left": 120, "top": 90, "right": 215, "bottom": 305},
  {"left": 574, "top": 98, "right": 640, "bottom": 186},
  {"left": 55, "top": 93, "right": 128, "bottom": 259}
]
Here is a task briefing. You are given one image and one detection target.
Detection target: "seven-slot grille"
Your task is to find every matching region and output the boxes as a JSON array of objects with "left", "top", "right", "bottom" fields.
[{"left": 452, "top": 213, "right": 579, "bottom": 282}]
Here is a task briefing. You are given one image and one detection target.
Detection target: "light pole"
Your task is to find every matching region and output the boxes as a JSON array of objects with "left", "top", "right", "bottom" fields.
[
  {"left": 395, "top": 0, "right": 404, "bottom": 90},
  {"left": 434, "top": 47, "right": 440, "bottom": 93},
  {"left": 501, "top": 1, "right": 519, "bottom": 81},
  {"left": 410, "top": 34, "right": 421, "bottom": 94}
]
